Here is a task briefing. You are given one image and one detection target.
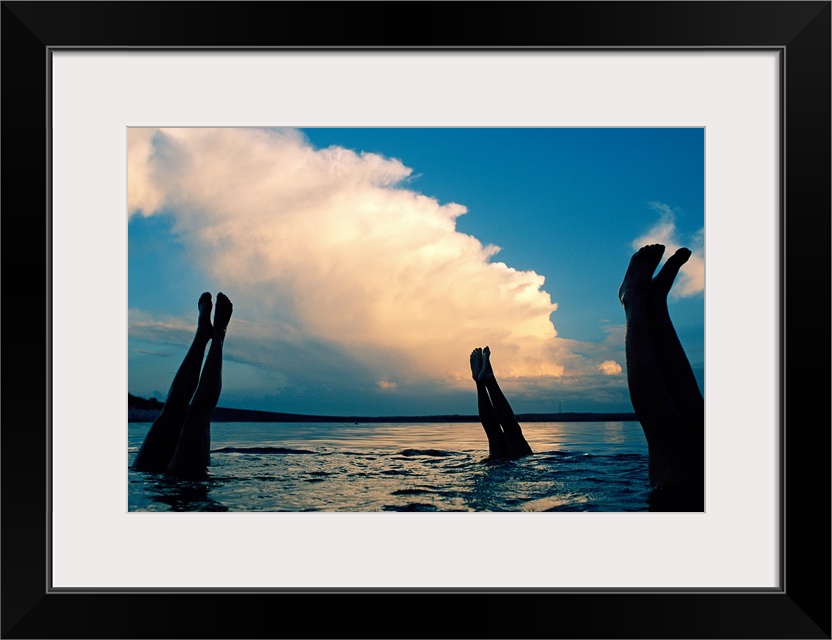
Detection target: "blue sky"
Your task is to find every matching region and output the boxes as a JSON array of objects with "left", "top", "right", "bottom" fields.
[{"left": 128, "top": 127, "right": 704, "bottom": 416}]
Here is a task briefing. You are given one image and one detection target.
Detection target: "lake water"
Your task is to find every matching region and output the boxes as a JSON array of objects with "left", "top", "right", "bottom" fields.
[{"left": 128, "top": 421, "right": 652, "bottom": 512}]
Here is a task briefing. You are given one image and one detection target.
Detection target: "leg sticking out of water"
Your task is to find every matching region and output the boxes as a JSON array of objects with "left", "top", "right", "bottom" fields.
[
  {"left": 167, "top": 292, "right": 233, "bottom": 479},
  {"left": 471, "top": 348, "right": 509, "bottom": 458},
  {"left": 649, "top": 248, "right": 705, "bottom": 424},
  {"left": 133, "top": 292, "right": 213, "bottom": 472},
  {"left": 620, "top": 245, "right": 703, "bottom": 509},
  {"left": 478, "top": 346, "right": 533, "bottom": 458}
]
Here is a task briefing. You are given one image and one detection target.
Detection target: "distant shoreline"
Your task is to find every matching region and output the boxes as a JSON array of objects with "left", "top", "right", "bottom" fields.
[{"left": 128, "top": 394, "right": 636, "bottom": 424}]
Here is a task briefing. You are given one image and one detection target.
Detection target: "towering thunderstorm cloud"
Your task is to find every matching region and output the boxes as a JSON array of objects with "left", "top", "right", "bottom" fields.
[{"left": 128, "top": 128, "right": 585, "bottom": 404}]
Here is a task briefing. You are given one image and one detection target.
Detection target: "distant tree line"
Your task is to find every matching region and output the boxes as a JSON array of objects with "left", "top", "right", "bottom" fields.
[
  {"left": 128, "top": 393, "right": 636, "bottom": 424},
  {"left": 128, "top": 393, "right": 164, "bottom": 410}
]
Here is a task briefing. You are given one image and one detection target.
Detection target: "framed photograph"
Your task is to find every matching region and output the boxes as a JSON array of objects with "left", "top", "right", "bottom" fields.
[{"left": 3, "top": 2, "right": 829, "bottom": 638}]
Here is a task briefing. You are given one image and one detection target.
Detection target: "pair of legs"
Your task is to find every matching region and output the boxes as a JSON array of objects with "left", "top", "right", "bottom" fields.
[
  {"left": 132, "top": 292, "right": 233, "bottom": 479},
  {"left": 619, "top": 245, "right": 704, "bottom": 505},
  {"left": 470, "top": 346, "right": 533, "bottom": 458}
]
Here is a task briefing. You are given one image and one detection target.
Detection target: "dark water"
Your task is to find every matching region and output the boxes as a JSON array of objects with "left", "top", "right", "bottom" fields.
[{"left": 128, "top": 421, "right": 652, "bottom": 512}]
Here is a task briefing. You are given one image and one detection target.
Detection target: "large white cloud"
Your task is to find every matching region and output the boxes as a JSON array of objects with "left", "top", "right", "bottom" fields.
[{"left": 129, "top": 128, "right": 603, "bottom": 407}]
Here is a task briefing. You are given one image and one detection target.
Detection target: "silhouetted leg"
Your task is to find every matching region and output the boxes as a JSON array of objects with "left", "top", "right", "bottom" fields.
[
  {"left": 133, "top": 292, "right": 213, "bottom": 472},
  {"left": 620, "top": 245, "right": 703, "bottom": 496},
  {"left": 650, "top": 248, "right": 705, "bottom": 423},
  {"left": 479, "top": 346, "right": 533, "bottom": 458},
  {"left": 471, "top": 348, "right": 509, "bottom": 458},
  {"left": 619, "top": 246, "right": 678, "bottom": 433},
  {"left": 167, "top": 293, "right": 233, "bottom": 479},
  {"left": 647, "top": 248, "right": 705, "bottom": 499}
]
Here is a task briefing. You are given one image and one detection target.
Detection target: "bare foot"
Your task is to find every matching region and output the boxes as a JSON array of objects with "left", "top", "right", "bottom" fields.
[
  {"left": 213, "top": 292, "right": 233, "bottom": 340},
  {"left": 651, "top": 247, "right": 691, "bottom": 299},
  {"left": 197, "top": 292, "right": 213, "bottom": 341},
  {"left": 619, "top": 244, "right": 665, "bottom": 307},
  {"left": 478, "top": 346, "right": 495, "bottom": 383},
  {"left": 470, "top": 348, "right": 483, "bottom": 381}
]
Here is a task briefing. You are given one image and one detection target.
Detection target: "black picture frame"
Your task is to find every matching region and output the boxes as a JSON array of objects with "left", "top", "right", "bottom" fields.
[{"left": 2, "top": 2, "right": 829, "bottom": 638}]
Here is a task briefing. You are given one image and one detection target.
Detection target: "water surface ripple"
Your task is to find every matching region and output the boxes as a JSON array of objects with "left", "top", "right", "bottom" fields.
[{"left": 128, "top": 421, "right": 651, "bottom": 512}]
